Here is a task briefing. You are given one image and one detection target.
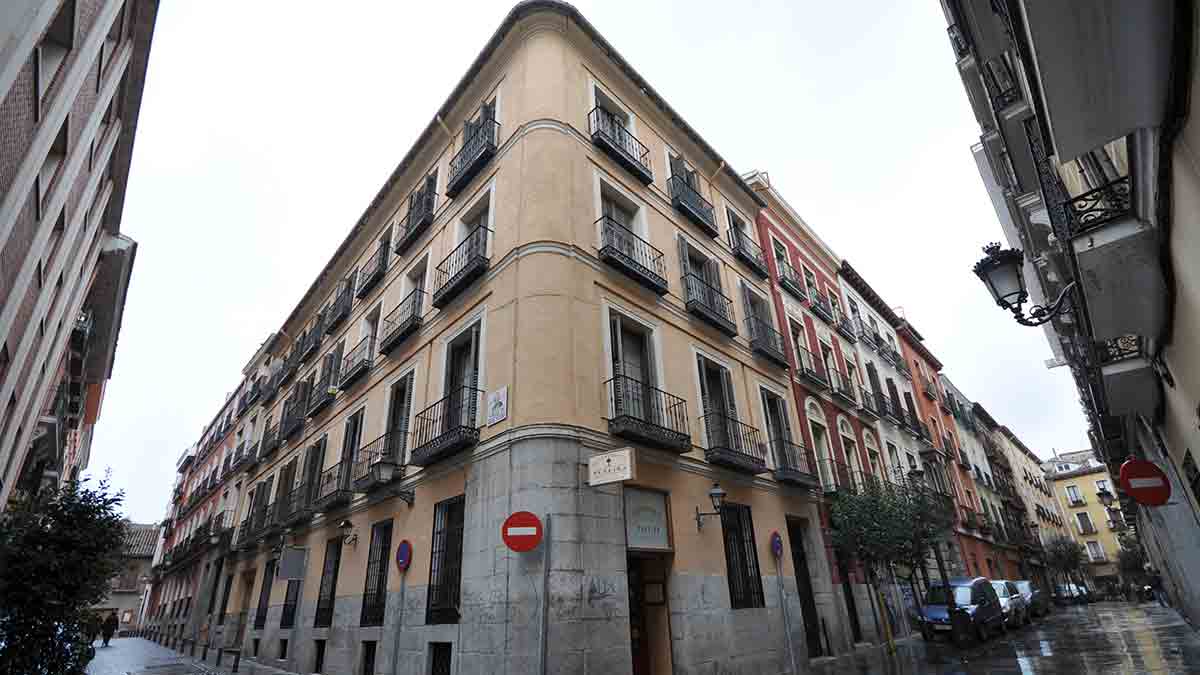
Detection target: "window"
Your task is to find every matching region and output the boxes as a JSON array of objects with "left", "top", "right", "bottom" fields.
[
  {"left": 1086, "top": 541, "right": 1104, "bottom": 561},
  {"left": 1076, "top": 511, "right": 1095, "bottom": 534},
  {"left": 720, "top": 502, "right": 764, "bottom": 609},
  {"left": 361, "top": 641, "right": 378, "bottom": 675},
  {"left": 361, "top": 519, "right": 393, "bottom": 626},
  {"left": 36, "top": 0, "right": 75, "bottom": 107},
  {"left": 279, "top": 639, "right": 289, "bottom": 660},
  {"left": 697, "top": 355, "right": 738, "bottom": 446},
  {"left": 668, "top": 153, "right": 698, "bottom": 190},
  {"left": 443, "top": 322, "right": 481, "bottom": 431},
  {"left": 760, "top": 388, "right": 792, "bottom": 455},
  {"left": 677, "top": 236, "right": 724, "bottom": 310},
  {"left": 314, "top": 538, "right": 343, "bottom": 628},
  {"left": 803, "top": 267, "right": 818, "bottom": 298},
  {"left": 313, "top": 640, "right": 326, "bottom": 673},
  {"left": 342, "top": 408, "right": 364, "bottom": 467},
  {"left": 280, "top": 579, "right": 301, "bottom": 628},
  {"left": 254, "top": 559, "right": 275, "bottom": 629},
  {"left": 740, "top": 282, "right": 772, "bottom": 327},
  {"left": 1095, "top": 479, "right": 1109, "bottom": 493},
  {"left": 430, "top": 643, "right": 453, "bottom": 675},
  {"left": 772, "top": 241, "right": 788, "bottom": 268},
  {"left": 427, "top": 495, "right": 466, "bottom": 624},
  {"left": 1066, "top": 485, "right": 1082, "bottom": 504}
]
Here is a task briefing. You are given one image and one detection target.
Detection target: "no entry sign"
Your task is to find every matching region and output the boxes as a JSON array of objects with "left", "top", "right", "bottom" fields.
[
  {"left": 502, "top": 511, "right": 543, "bottom": 552},
  {"left": 1119, "top": 458, "right": 1171, "bottom": 506},
  {"left": 395, "top": 539, "right": 413, "bottom": 572}
]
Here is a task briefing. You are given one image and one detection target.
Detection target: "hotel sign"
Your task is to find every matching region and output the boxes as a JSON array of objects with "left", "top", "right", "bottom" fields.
[
  {"left": 588, "top": 447, "right": 636, "bottom": 486},
  {"left": 625, "top": 487, "right": 671, "bottom": 551}
]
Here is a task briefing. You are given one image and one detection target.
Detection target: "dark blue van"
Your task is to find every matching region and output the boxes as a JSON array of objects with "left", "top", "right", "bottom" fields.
[{"left": 918, "top": 577, "right": 1005, "bottom": 642}]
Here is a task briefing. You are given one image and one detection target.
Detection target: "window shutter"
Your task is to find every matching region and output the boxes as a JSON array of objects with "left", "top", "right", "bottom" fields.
[
  {"left": 669, "top": 153, "right": 685, "bottom": 178},
  {"left": 393, "top": 374, "right": 414, "bottom": 461},
  {"left": 740, "top": 282, "right": 756, "bottom": 325},
  {"left": 609, "top": 315, "right": 623, "bottom": 377},
  {"left": 677, "top": 237, "right": 692, "bottom": 281},
  {"left": 697, "top": 356, "right": 711, "bottom": 415},
  {"left": 704, "top": 257, "right": 721, "bottom": 291},
  {"left": 720, "top": 366, "right": 737, "bottom": 418}
]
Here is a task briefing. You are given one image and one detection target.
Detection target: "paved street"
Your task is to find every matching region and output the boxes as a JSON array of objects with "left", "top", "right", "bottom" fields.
[
  {"left": 85, "top": 637, "right": 196, "bottom": 675},
  {"left": 813, "top": 601, "right": 1200, "bottom": 674}
]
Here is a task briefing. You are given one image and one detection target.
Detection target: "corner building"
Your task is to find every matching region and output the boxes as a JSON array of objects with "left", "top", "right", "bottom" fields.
[{"left": 149, "top": 4, "right": 831, "bottom": 674}]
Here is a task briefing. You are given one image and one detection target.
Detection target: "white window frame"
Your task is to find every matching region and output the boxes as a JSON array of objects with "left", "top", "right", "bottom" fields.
[
  {"left": 433, "top": 304, "right": 489, "bottom": 418},
  {"left": 454, "top": 176, "right": 497, "bottom": 250},
  {"left": 382, "top": 360, "right": 421, "bottom": 462},
  {"left": 755, "top": 378, "right": 794, "bottom": 465},
  {"left": 725, "top": 203, "right": 755, "bottom": 242},
  {"left": 690, "top": 344, "right": 738, "bottom": 448},
  {"left": 588, "top": 78, "right": 638, "bottom": 137},
  {"left": 593, "top": 170, "right": 650, "bottom": 243},
  {"left": 601, "top": 300, "right": 666, "bottom": 418}
]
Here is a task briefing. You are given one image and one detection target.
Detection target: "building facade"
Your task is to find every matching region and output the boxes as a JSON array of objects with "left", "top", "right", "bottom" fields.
[
  {"left": 91, "top": 521, "right": 157, "bottom": 632},
  {"left": 1042, "top": 450, "right": 1126, "bottom": 586},
  {"left": 0, "top": 0, "right": 157, "bottom": 506},
  {"left": 939, "top": 0, "right": 1200, "bottom": 622}
]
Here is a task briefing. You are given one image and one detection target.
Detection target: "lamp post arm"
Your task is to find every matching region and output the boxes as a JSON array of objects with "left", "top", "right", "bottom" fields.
[{"left": 1013, "top": 281, "right": 1077, "bottom": 327}]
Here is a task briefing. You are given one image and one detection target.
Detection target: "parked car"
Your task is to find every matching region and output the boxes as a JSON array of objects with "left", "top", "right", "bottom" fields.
[
  {"left": 918, "top": 577, "right": 1005, "bottom": 643},
  {"left": 1013, "top": 580, "right": 1051, "bottom": 618},
  {"left": 992, "top": 580, "right": 1030, "bottom": 628},
  {"left": 1055, "top": 583, "right": 1090, "bottom": 604}
]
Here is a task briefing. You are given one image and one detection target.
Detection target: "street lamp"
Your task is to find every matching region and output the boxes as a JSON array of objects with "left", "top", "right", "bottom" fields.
[
  {"left": 973, "top": 243, "right": 1075, "bottom": 327},
  {"left": 694, "top": 482, "right": 727, "bottom": 530},
  {"left": 336, "top": 519, "right": 358, "bottom": 547}
]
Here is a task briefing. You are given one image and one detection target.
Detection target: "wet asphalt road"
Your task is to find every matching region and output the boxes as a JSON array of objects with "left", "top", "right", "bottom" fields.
[{"left": 818, "top": 601, "right": 1200, "bottom": 674}]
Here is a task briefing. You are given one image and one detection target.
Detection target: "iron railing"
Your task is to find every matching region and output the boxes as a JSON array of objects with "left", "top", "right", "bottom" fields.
[
  {"left": 308, "top": 366, "right": 336, "bottom": 416},
  {"left": 339, "top": 336, "right": 373, "bottom": 388},
  {"left": 700, "top": 412, "right": 766, "bottom": 473},
  {"left": 728, "top": 228, "right": 767, "bottom": 277},
  {"left": 1094, "top": 334, "right": 1143, "bottom": 366},
  {"left": 808, "top": 290, "right": 834, "bottom": 323},
  {"left": 325, "top": 282, "right": 353, "bottom": 334},
  {"left": 588, "top": 106, "right": 652, "bottom": 183},
  {"left": 379, "top": 289, "right": 424, "bottom": 354},
  {"left": 776, "top": 257, "right": 805, "bottom": 299},
  {"left": 817, "top": 458, "right": 853, "bottom": 494},
  {"left": 432, "top": 225, "right": 489, "bottom": 308},
  {"left": 606, "top": 375, "right": 690, "bottom": 450},
  {"left": 314, "top": 460, "right": 353, "bottom": 510},
  {"left": 260, "top": 422, "right": 279, "bottom": 457},
  {"left": 394, "top": 186, "right": 436, "bottom": 255},
  {"left": 830, "top": 370, "right": 857, "bottom": 404},
  {"left": 356, "top": 243, "right": 388, "bottom": 298},
  {"left": 771, "top": 438, "right": 817, "bottom": 484},
  {"left": 280, "top": 383, "right": 308, "bottom": 440},
  {"left": 667, "top": 175, "right": 717, "bottom": 235},
  {"left": 682, "top": 272, "right": 736, "bottom": 335},
  {"left": 834, "top": 311, "right": 857, "bottom": 342},
  {"left": 796, "top": 345, "right": 828, "bottom": 387},
  {"left": 1065, "top": 175, "right": 1132, "bottom": 236},
  {"left": 410, "top": 386, "right": 483, "bottom": 467},
  {"left": 947, "top": 23, "right": 970, "bottom": 59},
  {"left": 858, "top": 387, "right": 878, "bottom": 417},
  {"left": 597, "top": 215, "right": 668, "bottom": 294},
  {"left": 352, "top": 430, "right": 406, "bottom": 487},
  {"left": 446, "top": 119, "right": 499, "bottom": 197},
  {"left": 746, "top": 316, "right": 788, "bottom": 368}
]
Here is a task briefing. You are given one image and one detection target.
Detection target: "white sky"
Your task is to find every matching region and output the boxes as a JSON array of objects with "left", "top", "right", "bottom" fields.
[{"left": 87, "top": 0, "right": 1088, "bottom": 522}]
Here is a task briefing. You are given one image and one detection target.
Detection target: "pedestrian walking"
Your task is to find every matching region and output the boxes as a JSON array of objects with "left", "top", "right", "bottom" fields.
[{"left": 101, "top": 611, "right": 119, "bottom": 647}]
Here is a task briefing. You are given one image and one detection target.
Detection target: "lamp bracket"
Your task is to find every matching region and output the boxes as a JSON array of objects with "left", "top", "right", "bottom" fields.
[
  {"left": 393, "top": 488, "right": 415, "bottom": 506},
  {"left": 1011, "top": 281, "right": 1077, "bottom": 327},
  {"left": 695, "top": 506, "right": 721, "bottom": 530}
]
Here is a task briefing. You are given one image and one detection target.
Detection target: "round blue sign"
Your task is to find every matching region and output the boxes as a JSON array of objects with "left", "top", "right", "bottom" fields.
[
  {"left": 395, "top": 539, "right": 413, "bottom": 572},
  {"left": 770, "top": 531, "right": 783, "bottom": 559}
]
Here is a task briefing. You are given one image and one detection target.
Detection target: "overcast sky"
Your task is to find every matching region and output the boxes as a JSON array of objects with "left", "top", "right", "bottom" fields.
[{"left": 86, "top": 0, "right": 1088, "bottom": 522}]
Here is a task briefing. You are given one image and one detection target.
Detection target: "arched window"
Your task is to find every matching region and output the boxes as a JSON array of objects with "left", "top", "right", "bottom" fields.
[
  {"left": 863, "top": 431, "right": 881, "bottom": 478},
  {"left": 806, "top": 399, "right": 834, "bottom": 490},
  {"left": 838, "top": 417, "right": 861, "bottom": 483}
]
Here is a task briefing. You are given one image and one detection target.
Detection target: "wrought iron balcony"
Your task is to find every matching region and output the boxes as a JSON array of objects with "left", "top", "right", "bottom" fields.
[
  {"left": 278, "top": 484, "right": 313, "bottom": 528},
  {"left": 876, "top": 392, "right": 902, "bottom": 425},
  {"left": 432, "top": 225, "right": 489, "bottom": 308},
  {"left": 606, "top": 375, "right": 690, "bottom": 451},
  {"left": 979, "top": 517, "right": 994, "bottom": 536},
  {"left": 598, "top": 216, "right": 669, "bottom": 295},
  {"left": 1078, "top": 521, "right": 1098, "bottom": 536},
  {"left": 325, "top": 282, "right": 353, "bottom": 334},
  {"left": 230, "top": 443, "right": 248, "bottom": 471},
  {"left": 1094, "top": 334, "right": 1144, "bottom": 366},
  {"left": 796, "top": 345, "right": 828, "bottom": 390},
  {"left": 352, "top": 430, "right": 407, "bottom": 492},
  {"left": 280, "top": 383, "right": 309, "bottom": 441},
  {"left": 298, "top": 316, "right": 323, "bottom": 363},
  {"left": 834, "top": 313, "right": 857, "bottom": 344},
  {"left": 279, "top": 350, "right": 299, "bottom": 386},
  {"left": 235, "top": 515, "right": 256, "bottom": 550},
  {"left": 261, "top": 371, "right": 280, "bottom": 404},
  {"left": 817, "top": 458, "right": 853, "bottom": 496},
  {"left": 356, "top": 243, "right": 388, "bottom": 299},
  {"left": 963, "top": 509, "right": 978, "bottom": 529},
  {"left": 958, "top": 449, "right": 971, "bottom": 468},
  {"left": 1065, "top": 175, "right": 1132, "bottom": 237},
  {"left": 339, "top": 336, "right": 373, "bottom": 389},
  {"left": 668, "top": 176, "right": 717, "bottom": 237},
  {"left": 776, "top": 258, "right": 805, "bottom": 300},
  {"left": 771, "top": 438, "right": 819, "bottom": 488},
  {"left": 700, "top": 412, "right": 766, "bottom": 475},
  {"left": 255, "top": 501, "right": 281, "bottom": 538},
  {"left": 855, "top": 319, "right": 877, "bottom": 349},
  {"left": 260, "top": 422, "right": 279, "bottom": 458},
  {"left": 410, "top": 386, "right": 483, "bottom": 467},
  {"left": 894, "top": 357, "right": 912, "bottom": 381},
  {"left": 808, "top": 290, "right": 834, "bottom": 324},
  {"left": 682, "top": 273, "right": 737, "bottom": 336},
  {"left": 947, "top": 23, "right": 971, "bottom": 59},
  {"left": 727, "top": 229, "right": 767, "bottom": 278},
  {"left": 379, "top": 289, "right": 424, "bottom": 355},
  {"left": 244, "top": 440, "right": 260, "bottom": 469},
  {"left": 942, "top": 435, "right": 956, "bottom": 454},
  {"left": 394, "top": 187, "right": 436, "bottom": 256},
  {"left": 446, "top": 119, "right": 499, "bottom": 198},
  {"left": 830, "top": 371, "right": 857, "bottom": 405},
  {"left": 313, "top": 460, "right": 354, "bottom": 512},
  {"left": 307, "top": 367, "right": 336, "bottom": 416},
  {"left": 858, "top": 387, "right": 879, "bottom": 419},
  {"left": 588, "top": 106, "right": 652, "bottom": 184},
  {"left": 746, "top": 316, "right": 788, "bottom": 369},
  {"left": 921, "top": 376, "right": 938, "bottom": 401}
]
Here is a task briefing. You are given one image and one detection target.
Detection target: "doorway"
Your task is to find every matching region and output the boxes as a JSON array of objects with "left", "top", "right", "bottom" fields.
[
  {"left": 627, "top": 554, "right": 672, "bottom": 675},
  {"left": 786, "top": 517, "right": 824, "bottom": 658},
  {"left": 236, "top": 570, "right": 256, "bottom": 647},
  {"left": 836, "top": 555, "right": 863, "bottom": 644}
]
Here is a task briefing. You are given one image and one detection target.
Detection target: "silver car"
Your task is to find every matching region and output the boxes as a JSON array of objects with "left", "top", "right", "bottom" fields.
[{"left": 991, "top": 580, "right": 1030, "bottom": 628}]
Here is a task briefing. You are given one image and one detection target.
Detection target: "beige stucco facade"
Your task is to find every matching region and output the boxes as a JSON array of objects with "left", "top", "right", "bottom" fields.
[{"left": 1044, "top": 461, "right": 1123, "bottom": 583}]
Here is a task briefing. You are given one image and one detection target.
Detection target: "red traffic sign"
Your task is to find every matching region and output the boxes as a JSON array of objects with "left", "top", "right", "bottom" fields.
[
  {"left": 1119, "top": 458, "right": 1171, "bottom": 506},
  {"left": 502, "top": 511, "right": 543, "bottom": 552},
  {"left": 770, "top": 531, "right": 783, "bottom": 559},
  {"left": 395, "top": 539, "right": 413, "bottom": 572}
]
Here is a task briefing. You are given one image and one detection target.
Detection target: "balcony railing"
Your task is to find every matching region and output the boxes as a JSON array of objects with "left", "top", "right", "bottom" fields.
[
  {"left": 958, "top": 449, "right": 971, "bottom": 468},
  {"left": 877, "top": 392, "right": 903, "bottom": 425},
  {"left": 796, "top": 345, "right": 828, "bottom": 389},
  {"left": 855, "top": 319, "right": 877, "bottom": 349},
  {"left": 606, "top": 375, "right": 690, "bottom": 451},
  {"left": 808, "top": 291, "right": 834, "bottom": 324},
  {"left": 1065, "top": 175, "right": 1133, "bottom": 236},
  {"left": 728, "top": 229, "right": 767, "bottom": 278},
  {"left": 682, "top": 273, "right": 737, "bottom": 336},
  {"left": 858, "top": 387, "right": 878, "bottom": 419},
  {"left": 307, "top": 367, "right": 336, "bottom": 416},
  {"left": 942, "top": 435, "right": 956, "bottom": 454},
  {"left": 830, "top": 371, "right": 857, "bottom": 405},
  {"left": 700, "top": 412, "right": 766, "bottom": 475},
  {"left": 278, "top": 484, "right": 313, "bottom": 528},
  {"left": 394, "top": 186, "right": 436, "bottom": 256},
  {"left": 313, "top": 461, "right": 353, "bottom": 512},
  {"left": 746, "top": 316, "right": 788, "bottom": 369},
  {"left": 776, "top": 258, "right": 805, "bottom": 300},
  {"left": 356, "top": 243, "right": 388, "bottom": 299},
  {"left": 598, "top": 216, "right": 668, "bottom": 295},
  {"left": 339, "top": 336, "right": 373, "bottom": 389},
  {"left": 817, "top": 458, "right": 853, "bottom": 495},
  {"left": 280, "top": 383, "right": 309, "bottom": 441},
  {"left": 260, "top": 422, "right": 279, "bottom": 458},
  {"left": 432, "top": 225, "right": 489, "bottom": 308},
  {"left": 299, "top": 315, "right": 323, "bottom": 363},
  {"left": 894, "top": 356, "right": 912, "bottom": 381},
  {"left": 379, "top": 289, "right": 424, "bottom": 355},
  {"left": 772, "top": 438, "right": 819, "bottom": 487},
  {"left": 279, "top": 350, "right": 299, "bottom": 386},
  {"left": 325, "top": 282, "right": 353, "bottom": 334},
  {"left": 1094, "top": 335, "right": 1143, "bottom": 366},
  {"left": 668, "top": 176, "right": 717, "bottom": 237},
  {"left": 588, "top": 107, "right": 652, "bottom": 184},
  {"left": 921, "top": 376, "right": 938, "bottom": 401},
  {"left": 947, "top": 23, "right": 970, "bottom": 59},
  {"left": 352, "top": 430, "right": 407, "bottom": 492},
  {"left": 1078, "top": 522, "right": 1098, "bottom": 536},
  {"left": 261, "top": 371, "right": 280, "bottom": 404},
  {"left": 963, "top": 509, "right": 978, "bottom": 529},
  {"left": 410, "top": 386, "right": 483, "bottom": 467},
  {"left": 1067, "top": 496, "right": 1087, "bottom": 507},
  {"left": 446, "top": 119, "right": 499, "bottom": 198},
  {"left": 834, "top": 311, "right": 857, "bottom": 343}
]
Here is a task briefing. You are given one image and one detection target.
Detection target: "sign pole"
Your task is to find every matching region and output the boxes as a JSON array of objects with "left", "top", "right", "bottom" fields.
[
  {"left": 771, "top": 531, "right": 798, "bottom": 675},
  {"left": 539, "top": 513, "right": 551, "bottom": 675}
]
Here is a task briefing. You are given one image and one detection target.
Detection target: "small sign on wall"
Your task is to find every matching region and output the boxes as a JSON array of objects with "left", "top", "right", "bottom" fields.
[
  {"left": 487, "top": 386, "right": 508, "bottom": 425},
  {"left": 589, "top": 448, "right": 636, "bottom": 487},
  {"left": 624, "top": 487, "right": 671, "bottom": 551}
]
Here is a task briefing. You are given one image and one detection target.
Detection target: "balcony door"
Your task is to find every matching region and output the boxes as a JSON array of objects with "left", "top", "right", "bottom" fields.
[
  {"left": 669, "top": 153, "right": 698, "bottom": 190},
  {"left": 610, "top": 314, "right": 654, "bottom": 423},
  {"left": 386, "top": 373, "right": 414, "bottom": 460},
  {"left": 697, "top": 356, "right": 735, "bottom": 449},
  {"left": 678, "top": 239, "right": 722, "bottom": 304},
  {"left": 444, "top": 324, "right": 481, "bottom": 431},
  {"left": 820, "top": 343, "right": 836, "bottom": 383},
  {"left": 760, "top": 389, "right": 791, "bottom": 470},
  {"left": 865, "top": 363, "right": 882, "bottom": 401}
]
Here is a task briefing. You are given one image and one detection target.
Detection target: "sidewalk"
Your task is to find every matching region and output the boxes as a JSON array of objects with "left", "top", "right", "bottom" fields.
[{"left": 85, "top": 637, "right": 194, "bottom": 675}]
